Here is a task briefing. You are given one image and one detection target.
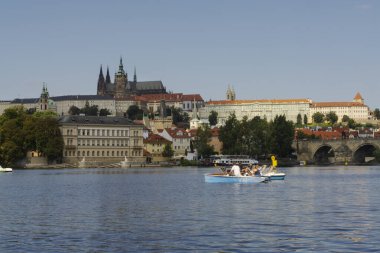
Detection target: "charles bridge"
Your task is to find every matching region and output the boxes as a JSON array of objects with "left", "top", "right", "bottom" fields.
[{"left": 293, "top": 138, "right": 380, "bottom": 165}]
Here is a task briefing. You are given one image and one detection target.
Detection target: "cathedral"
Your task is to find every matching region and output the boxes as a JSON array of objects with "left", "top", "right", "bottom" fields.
[{"left": 97, "top": 58, "right": 167, "bottom": 98}]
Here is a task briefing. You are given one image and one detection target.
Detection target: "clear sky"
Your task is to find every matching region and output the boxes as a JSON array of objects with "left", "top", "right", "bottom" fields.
[{"left": 0, "top": 0, "right": 379, "bottom": 108}]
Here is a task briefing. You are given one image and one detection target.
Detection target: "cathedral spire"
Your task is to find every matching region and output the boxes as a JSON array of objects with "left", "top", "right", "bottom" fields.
[
  {"left": 105, "top": 66, "right": 111, "bottom": 83},
  {"left": 97, "top": 65, "right": 105, "bottom": 95},
  {"left": 118, "top": 57, "right": 125, "bottom": 75}
]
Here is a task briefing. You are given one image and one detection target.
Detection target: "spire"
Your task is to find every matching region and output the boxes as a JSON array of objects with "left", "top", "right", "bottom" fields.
[
  {"left": 105, "top": 66, "right": 111, "bottom": 83},
  {"left": 97, "top": 65, "right": 105, "bottom": 95},
  {"left": 134, "top": 66, "right": 137, "bottom": 83},
  {"left": 117, "top": 56, "right": 125, "bottom": 75},
  {"left": 99, "top": 65, "right": 104, "bottom": 79}
]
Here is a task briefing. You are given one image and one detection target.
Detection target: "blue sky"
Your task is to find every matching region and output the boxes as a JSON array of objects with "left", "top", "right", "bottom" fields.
[{"left": 0, "top": 0, "right": 379, "bottom": 108}]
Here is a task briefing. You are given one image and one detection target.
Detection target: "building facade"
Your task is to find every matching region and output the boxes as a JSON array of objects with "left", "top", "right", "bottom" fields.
[
  {"left": 199, "top": 99, "right": 312, "bottom": 125},
  {"left": 59, "top": 115, "right": 144, "bottom": 165},
  {"left": 310, "top": 93, "right": 370, "bottom": 123}
]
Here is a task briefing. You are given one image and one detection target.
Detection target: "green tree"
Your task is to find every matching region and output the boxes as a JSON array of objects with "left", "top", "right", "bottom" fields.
[
  {"left": 68, "top": 105, "right": 80, "bottom": 115},
  {"left": 303, "top": 114, "right": 308, "bottom": 125},
  {"left": 312, "top": 112, "right": 324, "bottom": 123},
  {"left": 348, "top": 119, "right": 356, "bottom": 129},
  {"left": 127, "top": 105, "right": 143, "bottom": 120},
  {"left": 162, "top": 144, "right": 174, "bottom": 158},
  {"left": 33, "top": 110, "right": 58, "bottom": 118},
  {"left": 374, "top": 108, "right": 380, "bottom": 119},
  {"left": 325, "top": 111, "right": 338, "bottom": 125},
  {"left": 342, "top": 115, "right": 350, "bottom": 123},
  {"left": 0, "top": 106, "right": 28, "bottom": 166},
  {"left": 243, "top": 116, "right": 272, "bottom": 158},
  {"left": 194, "top": 125, "right": 215, "bottom": 158},
  {"left": 80, "top": 101, "right": 98, "bottom": 116},
  {"left": 0, "top": 106, "right": 63, "bottom": 166},
  {"left": 99, "top": 108, "right": 111, "bottom": 116},
  {"left": 296, "top": 113, "right": 302, "bottom": 125},
  {"left": 170, "top": 107, "right": 189, "bottom": 125},
  {"left": 219, "top": 113, "right": 243, "bottom": 155},
  {"left": 271, "top": 115, "right": 295, "bottom": 158},
  {"left": 208, "top": 110, "right": 218, "bottom": 126}
]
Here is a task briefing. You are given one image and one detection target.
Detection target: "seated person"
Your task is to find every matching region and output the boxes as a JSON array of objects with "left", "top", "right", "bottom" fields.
[{"left": 230, "top": 164, "right": 242, "bottom": 176}]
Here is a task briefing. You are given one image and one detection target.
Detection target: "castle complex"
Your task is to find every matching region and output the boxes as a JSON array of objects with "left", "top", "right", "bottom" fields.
[{"left": 97, "top": 58, "right": 166, "bottom": 97}]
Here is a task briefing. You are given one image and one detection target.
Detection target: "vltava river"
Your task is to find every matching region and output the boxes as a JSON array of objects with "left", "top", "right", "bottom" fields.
[{"left": 0, "top": 166, "right": 379, "bottom": 252}]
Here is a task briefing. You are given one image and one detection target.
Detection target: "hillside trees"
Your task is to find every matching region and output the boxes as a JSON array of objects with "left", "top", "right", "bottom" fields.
[
  {"left": 194, "top": 125, "right": 214, "bottom": 158},
  {"left": 0, "top": 106, "right": 63, "bottom": 166},
  {"left": 219, "top": 113, "right": 294, "bottom": 158}
]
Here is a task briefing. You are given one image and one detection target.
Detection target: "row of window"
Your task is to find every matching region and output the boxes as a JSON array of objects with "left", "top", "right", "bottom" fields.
[
  {"left": 64, "top": 150, "right": 142, "bottom": 157},
  {"left": 73, "top": 129, "right": 138, "bottom": 137},
  {"left": 76, "top": 139, "right": 133, "bottom": 147}
]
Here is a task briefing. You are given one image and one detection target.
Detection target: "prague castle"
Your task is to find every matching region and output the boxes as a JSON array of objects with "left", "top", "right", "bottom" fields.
[{"left": 97, "top": 58, "right": 166, "bottom": 97}]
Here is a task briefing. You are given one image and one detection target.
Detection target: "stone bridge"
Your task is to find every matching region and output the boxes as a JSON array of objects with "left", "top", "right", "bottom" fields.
[{"left": 293, "top": 138, "right": 380, "bottom": 165}]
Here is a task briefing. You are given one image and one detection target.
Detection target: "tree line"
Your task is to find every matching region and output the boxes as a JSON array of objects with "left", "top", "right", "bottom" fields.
[
  {"left": 0, "top": 106, "right": 63, "bottom": 167},
  {"left": 194, "top": 113, "right": 295, "bottom": 159}
]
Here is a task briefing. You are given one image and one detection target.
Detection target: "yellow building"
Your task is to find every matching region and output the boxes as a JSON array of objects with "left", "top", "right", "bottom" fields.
[{"left": 59, "top": 115, "right": 144, "bottom": 166}]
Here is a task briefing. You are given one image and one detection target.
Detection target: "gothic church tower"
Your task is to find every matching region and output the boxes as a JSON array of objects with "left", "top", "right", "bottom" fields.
[
  {"left": 97, "top": 65, "right": 106, "bottom": 95},
  {"left": 114, "top": 57, "right": 127, "bottom": 99}
]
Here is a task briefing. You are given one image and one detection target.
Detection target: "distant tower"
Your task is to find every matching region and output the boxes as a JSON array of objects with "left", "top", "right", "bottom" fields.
[
  {"left": 39, "top": 83, "right": 49, "bottom": 111},
  {"left": 134, "top": 66, "right": 137, "bottom": 83},
  {"left": 114, "top": 57, "right": 127, "bottom": 99},
  {"left": 226, "top": 85, "right": 236, "bottom": 101},
  {"left": 105, "top": 66, "right": 111, "bottom": 84},
  {"left": 353, "top": 92, "right": 364, "bottom": 104},
  {"left": 97, "top": 65, "right": 106, "bottom": 95}
]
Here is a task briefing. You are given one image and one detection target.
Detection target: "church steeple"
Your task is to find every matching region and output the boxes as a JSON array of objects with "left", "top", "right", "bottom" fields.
[
  {"left": 105, "top": 66, "right": 111, "bottom": 83},
  {"left": 97, "top": 65, "right": 106, "bottom": 95},
  {"left": 118, "top": 57, "right": 125, "bottom": 75},
  {"left": 115, "top": 57, "right": 127, "bottom": 99}
]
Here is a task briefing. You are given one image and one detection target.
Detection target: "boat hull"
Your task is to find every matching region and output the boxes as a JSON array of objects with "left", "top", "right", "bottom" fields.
[
  {"left": 263, "top": 172, "right": 286, "bottom": 180},
  {"left": 0, "top": 168, "right": 13, "bottom": 172},
  {"left": 205, "top": 174, "right": 267, "bottom": 183}
]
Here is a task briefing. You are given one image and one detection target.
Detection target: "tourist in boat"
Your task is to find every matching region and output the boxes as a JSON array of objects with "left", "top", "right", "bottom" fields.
[
  {"left": 252, "top": 165, "right": 261, "bottom": 176},
  {"left": 241, "top": 166, "right": 252, "bottom": 176},
  {"left": 229, "top": 163, "right": 242, "bottom": 176}
]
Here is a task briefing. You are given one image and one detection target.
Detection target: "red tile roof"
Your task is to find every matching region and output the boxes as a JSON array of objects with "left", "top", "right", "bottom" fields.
[
  {"left": 182, "top": 94, "right": 204, "bottom": 101},
  {"left": 311, "top": 102, "right": 366, "bottom": 107},
  {"left": 354, "top": 92, "right": 363, "bottom": 100},
  {"left": 144, "top": 134, "right": 171, "bottom": 144},
  {"left": 298, "top": 129, "right": 341, "bottom": 140},
  {"left": 137, "top": 93, "right": 203, "bottom": 103},
  {"left": 164, "top": 128, "right": 191, "bottom": 139}
]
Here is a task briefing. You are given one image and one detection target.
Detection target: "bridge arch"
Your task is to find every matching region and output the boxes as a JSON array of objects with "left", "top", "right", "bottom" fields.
[
  {"left": 352, "top": 143, "right": 379, "bottom": 164},
  {"left": 313, "top": 144, "right": 335, "bottom": 165}
]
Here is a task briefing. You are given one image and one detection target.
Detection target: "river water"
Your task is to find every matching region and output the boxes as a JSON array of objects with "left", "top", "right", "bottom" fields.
[{"left": 0, "top": 166, "right": 379, "bottom": 252}]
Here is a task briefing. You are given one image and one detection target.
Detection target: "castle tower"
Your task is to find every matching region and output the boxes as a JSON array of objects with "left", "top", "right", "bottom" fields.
[
  {"left": 97, "top": 65, "right": 106, "bottom": 95},
  {"left": 39, "top": 83, "right": 49, "bottom": 111},
  {"left": 353, "top": 92, "right": 364, "bottom": 104},
  {"left": 114, "top": 57, "right": 127, "bottom": 99},
  {"left": 226, "top": 85, "right": 236, "bottom": 101}
]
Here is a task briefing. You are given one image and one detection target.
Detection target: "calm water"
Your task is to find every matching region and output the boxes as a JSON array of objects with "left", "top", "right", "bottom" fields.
[{"left": 1, "top": 166, "right": 380, "bottom": 252}]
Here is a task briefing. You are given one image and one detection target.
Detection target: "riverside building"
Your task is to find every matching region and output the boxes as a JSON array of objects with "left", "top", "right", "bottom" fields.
[
  {"left": 59, "top": 115, "right": 144, "bottom": 165},
  {"left": 310, "top": 92, "right": 370, "bottom": 122}
]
